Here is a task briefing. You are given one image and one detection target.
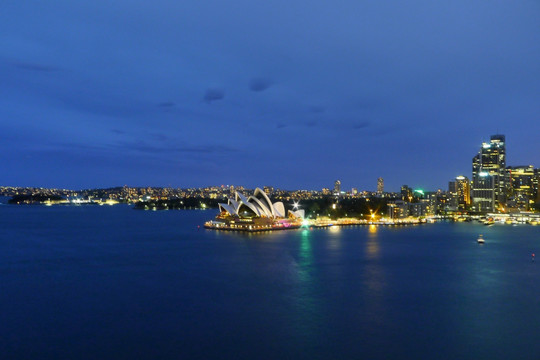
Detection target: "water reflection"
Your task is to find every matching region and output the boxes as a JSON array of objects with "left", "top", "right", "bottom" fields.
[
  {"left": 327, "top": 226, "right": 342, "bottom": 250},
  {"left": 298, "top": 230, "right": 313, "bottom": 283},
  {"left": 291, "top": 229, "right": 323, "bottom": 340},
  {"left": 329, "top": 225, "right": 341, "bottom": 233},
  {"left": 366, "top": 225, "right": 380, "bottom": 259},
  {"left": 363, "top": 225, "right": 387, "bottom": 328},
  {"left": 210, "top": 228, "right": 289, "bottom": 242}
]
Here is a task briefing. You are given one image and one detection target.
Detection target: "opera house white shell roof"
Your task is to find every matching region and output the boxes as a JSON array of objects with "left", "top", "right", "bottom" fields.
[{"left": 218, "top": 188, "right": 302, "bottom": 219}]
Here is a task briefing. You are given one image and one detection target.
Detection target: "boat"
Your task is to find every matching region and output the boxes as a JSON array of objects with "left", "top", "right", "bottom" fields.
[{"left": 477, "top": 234, "right": 485, "bottom": 244}]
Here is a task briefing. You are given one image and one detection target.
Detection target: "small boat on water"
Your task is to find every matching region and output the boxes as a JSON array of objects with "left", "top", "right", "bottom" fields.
[{"left": 477, "top": 234, "right": 485, "bottom": 244}]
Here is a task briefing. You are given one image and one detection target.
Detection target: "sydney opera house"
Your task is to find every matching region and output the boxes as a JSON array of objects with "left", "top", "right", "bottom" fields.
[{"left": 205, "top": 188, "right": 305, "bottom": 231}]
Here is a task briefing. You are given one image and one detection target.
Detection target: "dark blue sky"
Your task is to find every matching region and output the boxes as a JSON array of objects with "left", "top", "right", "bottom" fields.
[{"left": 1, "top": 1, "right": 539, "bottom": 192}]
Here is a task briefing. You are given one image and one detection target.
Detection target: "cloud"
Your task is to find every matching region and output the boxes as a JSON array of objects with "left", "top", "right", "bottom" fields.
[
  {"left": 150, "top": 133, "right": 168, "bottom": 142},
  {"left": 249, "top": 77, "right": 272, "bottom": 92},
  {"left": 12, "top": 60, "right": 59, "bottom": 72},
  {"left": 203, "top": 88, "right": 225, "bottom": 103},
  {"left": 308, "top": 106, "right": 326, "bottom": 114},
  {"left": 117, "top": 141, "right": 238, "bottom": 155},
  {"left": 52, "top": 140, "right": 239, "bottom": 156},
  {"left": 157, "top": 101, "right": 175, "bottom": 113},
  {"left": 157, "top": 101, "right": 175, "bottom": 108},
  {"left": 352, "top": 121, "right": 370, "bottom": 129}
]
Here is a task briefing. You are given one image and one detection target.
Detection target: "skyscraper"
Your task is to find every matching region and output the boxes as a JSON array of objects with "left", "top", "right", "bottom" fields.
[
  {"left": 448, "top": 180, "right": 457, "bottom": 210},
  {"left": 334, "top": 180, "right": 341, "bottom": 195},
  {"left": 377, "top": 177, "right": 384, "bottom": 195},
  {"left": 455, "top": 175, "right": 471, "bottom": 209},
  {"left": 472, "top": 172, "right": 495, "bottom": 212},
  {"left": 471, "top": 134, "right": 506, "bottom": 211}
]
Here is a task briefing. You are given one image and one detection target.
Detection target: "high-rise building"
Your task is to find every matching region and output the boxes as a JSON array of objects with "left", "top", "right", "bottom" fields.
[
  {"left": 455, "top": 175, "right": 471, "bottom": 209},
  {"left": 377, "top": 177, "right": 384, "bottom": 195},
  {"left": 507, "top": 165, "right": 537, "bottom": 210},
  {"left": 472, "top": 172, "right": 495, "bottom": 212},
  {"left": 471, "top": 134, "right": 506, "bottom": 211},
  {"left": 448, "top": 181, "right": 456, "bottom": 194},
  {"left": 448, "top": 181, "right": 457, "bottom": 210},
  {"left": 334, "top": 180, "right": 341, "bottom": 195},
  {"left": 536, "top": 168, "right": 540, "bottom": 203}
]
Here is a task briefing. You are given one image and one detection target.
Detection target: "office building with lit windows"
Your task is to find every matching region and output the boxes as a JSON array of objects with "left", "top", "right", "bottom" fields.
[
  {"left": 471, "top": 134, "right": 506, "bottom": 211},
  {"left": 455, "top": 175, "right": 471, "bottom": 210},
  {"left": 472, "top": 172, "right": 495, "bottom": 212},
  {"left": 507, "top": 165, "right": 538, "bottom": 210},
  {"left": 377, "top": 177, "right": 384, "bottom": 195}
]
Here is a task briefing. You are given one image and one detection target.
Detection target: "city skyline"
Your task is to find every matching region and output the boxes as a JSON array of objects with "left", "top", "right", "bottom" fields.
[
  {"left": 1, "top": 2, "right": 539, "bottom": 190},
  {"left": 1, "top": 131, "right": 538, "bottom": 195}
]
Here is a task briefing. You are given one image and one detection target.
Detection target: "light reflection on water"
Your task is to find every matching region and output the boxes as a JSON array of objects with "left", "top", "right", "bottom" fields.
[
  {"left": 326, "top": 225, "right": 342, "bottom": 250},
  {"left": 289, "top": 228, "right": 323, "bottom": 342},
  {"left": 367, "top": 224, "right": 380, "bottom": 258},
  {"left": 363, "top": 224, "right": 388, "bottom": 330}
]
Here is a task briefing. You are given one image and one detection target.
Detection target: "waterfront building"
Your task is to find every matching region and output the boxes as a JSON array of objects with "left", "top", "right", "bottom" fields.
[
  {"left": 471, "top": 134, "right": 506, "bottom": 210},
  {"left": 422, "top": 192, "right": 439, "bottom": 215},
  {"left": 472, "top": 172, "right": 495, "bottom": 212},
  {"left": 455, "top": 175, "right": 471, "bottom": 210},
  {"left": 507, "top": 165, "right": 537, "bottom": 210},
  {"left": 388, "top": 200, "right": 429, "bottom": 218},
  {"left": 409, "top": 202, "right": 428, "bottom": 217},
  {"left": 206, "top": 187, "right": 303, "bottom": 231},
  {"left": 388, "top": 200, "right": 408, "bottom": 219},
  {"left": 377, "top": 177, "right": 384, "bottom": 195}
]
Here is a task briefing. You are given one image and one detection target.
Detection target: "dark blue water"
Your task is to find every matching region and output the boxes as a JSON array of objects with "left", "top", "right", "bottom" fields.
[{"left": 1, "top": 204, "right": 539, "bottom": 359}]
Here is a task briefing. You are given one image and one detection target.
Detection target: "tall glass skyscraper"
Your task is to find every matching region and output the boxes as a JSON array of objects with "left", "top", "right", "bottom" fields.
[{"left": 471, "top": 134, "right": 506, "bottom": 211}]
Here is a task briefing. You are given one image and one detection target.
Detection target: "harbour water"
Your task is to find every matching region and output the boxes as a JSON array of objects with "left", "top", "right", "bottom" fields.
[{"left": 1, "top": 203, "right": 539, "bottom": 359}]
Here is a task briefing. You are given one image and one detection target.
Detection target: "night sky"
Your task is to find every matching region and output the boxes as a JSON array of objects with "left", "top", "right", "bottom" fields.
[{"left": 1, "top": 1, "right": 539, "bottom": 192}]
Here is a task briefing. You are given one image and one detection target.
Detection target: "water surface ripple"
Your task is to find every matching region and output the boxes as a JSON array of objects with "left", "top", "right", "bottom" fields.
[{"left": 1, "top": 205, "right": 539, "bottom": 359}]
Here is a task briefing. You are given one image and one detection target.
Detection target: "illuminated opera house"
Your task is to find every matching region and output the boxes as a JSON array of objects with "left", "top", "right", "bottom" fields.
[{"left": 204, "top": 188, "right": 304, "bottom": 231}]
